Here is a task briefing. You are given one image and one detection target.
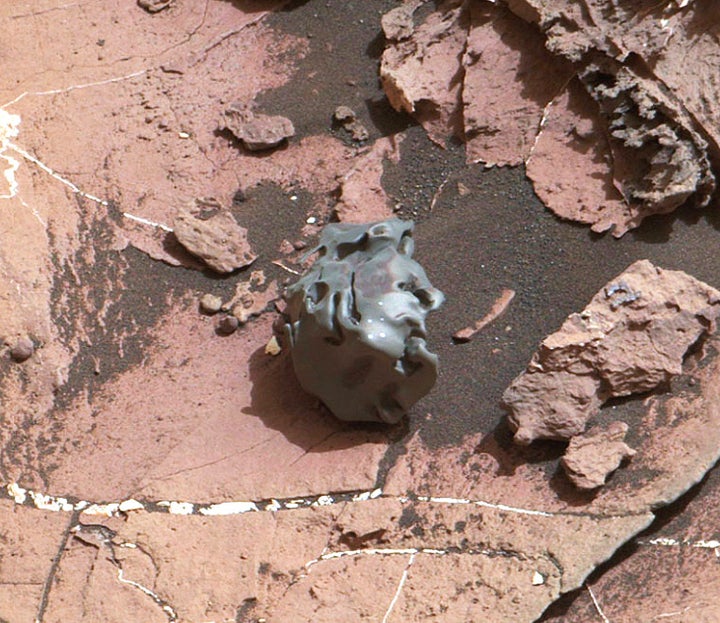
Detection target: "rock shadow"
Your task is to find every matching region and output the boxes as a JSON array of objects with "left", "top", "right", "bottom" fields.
[
  {"left": 475, "top": 417, "right": 598, "bottom": 508},
  {"left": 243, "top": 344, "right": 396, "bottom": 454}
]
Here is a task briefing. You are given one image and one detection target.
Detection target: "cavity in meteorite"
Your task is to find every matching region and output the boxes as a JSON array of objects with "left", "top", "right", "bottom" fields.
[{"left": 284, "top": 219, "right": 444, "bottom": 423}]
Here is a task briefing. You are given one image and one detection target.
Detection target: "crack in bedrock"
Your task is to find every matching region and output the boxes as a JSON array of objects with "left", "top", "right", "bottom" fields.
[{"left": 4, "top": 481, "right": 650, "bottom": 520}]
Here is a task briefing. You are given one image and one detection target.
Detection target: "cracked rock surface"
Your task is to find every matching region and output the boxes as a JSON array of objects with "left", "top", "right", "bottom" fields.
[
  {"left": 3, "top": 1, "right": 720, "bottom": 622},
  {"left": 503, "top": 260, "right": 720, "bottom": 445},
  {"left": 380, "top": 0, "right": 720, "bottom": 235}
]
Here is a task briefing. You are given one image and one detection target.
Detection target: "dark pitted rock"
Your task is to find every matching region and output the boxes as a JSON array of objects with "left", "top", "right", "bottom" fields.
[
  {"left": 284, "top": 219, "right": 444, "bottom": 423},
  {"left": 217, "top": 315, "right": 239, "bottom": 335}
]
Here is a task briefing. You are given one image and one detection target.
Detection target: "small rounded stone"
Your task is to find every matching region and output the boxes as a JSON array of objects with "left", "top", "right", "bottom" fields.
[
  {"left": 217, "top": 315, "right": 239, "bottom": 335},
  {"left": 10, "top": 337, "right": 35, "bottom": 362},
  {"left": 200, "top": 293, "right": 223, "bottom": 314}
]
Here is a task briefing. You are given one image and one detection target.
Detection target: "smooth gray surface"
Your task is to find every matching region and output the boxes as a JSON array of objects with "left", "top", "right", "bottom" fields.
[{"left": 285, "top": 219, "right": 444, "bottom": 423}]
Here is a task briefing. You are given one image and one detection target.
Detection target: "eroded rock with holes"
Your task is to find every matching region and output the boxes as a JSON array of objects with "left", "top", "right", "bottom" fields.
[{"left": 284, "top": 219, "right": 444, "bottom": 423}]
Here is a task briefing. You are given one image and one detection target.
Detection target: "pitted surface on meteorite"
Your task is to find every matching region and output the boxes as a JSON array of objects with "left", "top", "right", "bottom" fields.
[{"left": 285, "top": 219, "right": 444, "bottom": 423}]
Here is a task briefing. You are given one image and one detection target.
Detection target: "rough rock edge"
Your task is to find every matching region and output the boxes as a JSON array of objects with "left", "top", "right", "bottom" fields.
[
  {"left": 506, "top": 0, "right": 716, "bottom": 234},
  {"left": 503, "top": 259, "right": 720, "bottom": 445},
  {"left": 561, "top": 421, "right": 636, "bottom": 490},
  {"left": 172, "top": 201, "right": 257, "bottom": 274},
  {"left": 380, "top": 0, "right": 717, "bottom": 233},
  {"left": 219, "top": 103, "right": 295, "bottom": 152}
]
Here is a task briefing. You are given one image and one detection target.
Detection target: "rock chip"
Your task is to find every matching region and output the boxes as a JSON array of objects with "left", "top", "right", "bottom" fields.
[
  {"left": 173, "top": 204, "right": 256, "bottom": 274},
  {"left": 10, "top": 337, "right": 34, "bottom": 362},
  {"left": 199, "top": 294, "right": 223, "bottom": 314},
  {"left": 332, "top": 106, "right": 369, "bottom": 142},
  {"left": 225, "top": 271, "right": 277, "bottom": 326},
  {"left": 264, "top": 335, "right": 281, "bottom": 356},
  {"left": 381, "top": 0, "right": 421, "bottom": 41},
  {"left": 219, "top": 104, "right": 294, "bottom": 151},
  {"left": 561, "top": 421, "right": 636, "bottom": 490},
  {"left": 503, "top": 260, "right": 720, "bottom": 444},
  {"left": 137, "top": 0, "right": 172, "bottom": 12},
  {"left": 380, "top": 1, "right": 468, "bottom": 144}
]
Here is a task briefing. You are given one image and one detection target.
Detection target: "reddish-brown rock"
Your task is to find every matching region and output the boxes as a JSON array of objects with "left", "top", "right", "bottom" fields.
[
  {"left": 380, "top": 0, "right": 467, "bottom": 145},
  {"left": 561, "top": 421, "right": 636, "bottom": 490},
  {"left": 526, "top": 79, "right": 630, "bottom": 235},
  {"left": 462, "top": 3, "right": 572, "bottom": 166},
  {"left": 333, "top": 135, "right": 403, "bottom": 223},
  {"left": 173, "top": 204, "right": 257, "bottom": 274},
  {"left": 219, "top": 104, "right": 295, "bottom": 151},
  {"left": 504, "top": 260, "right": 720, "bottom": 444}
]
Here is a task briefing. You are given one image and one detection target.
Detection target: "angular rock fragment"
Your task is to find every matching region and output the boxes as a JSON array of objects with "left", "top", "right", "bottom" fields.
[
  {"left": 332, "top": 106, "right": 369, "bottom": 142},
  {"left": 199, "top": 293, "right": 222, "bottom": 314},
  {"left": 380, "top": 0, "right": 468, "bottom": 145},
  {"left": 503, "top": 260, "right": 720, "bottom": 444},
  {"left": 224, "top": 270, "right": 277, "bottom": 325},
  {"left": 219, "top": 103, "right": 294, "bottom": 151},
  {"left": 381, "top": 0, "right": 422, "bottom": 42},
  {"left": 285, "top": 219, "right": 444, "bottom": 423},
  {"left": 173, "top": 200, "right": 256, "bottom": 274},
  {"left": 137, "top": 0, "right": 172, "bottom": 13},
  {"left": 561, "top": 421, "right": 636, "bottom": 490}
]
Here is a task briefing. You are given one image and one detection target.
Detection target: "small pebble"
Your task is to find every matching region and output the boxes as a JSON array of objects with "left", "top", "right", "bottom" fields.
[
  {"left": 200, "top": 293, "right": 223, "bottom": 314},
  {"left": 265, "top": 336, "right": 282, "bottom": 356},
  {"left": 10, "top": 337, "right": 34, "bottom": 362},
  {"left": 334, "top": 105, "right": 356, "bottom": 122},
  {"left": 217, "top": 315, "right": 239, "bottom": 335}
]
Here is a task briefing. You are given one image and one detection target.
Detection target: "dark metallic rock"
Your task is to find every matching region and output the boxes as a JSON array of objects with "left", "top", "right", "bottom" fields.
[{"left": 284, "top": 219, "right": 444, "bottom": 423}]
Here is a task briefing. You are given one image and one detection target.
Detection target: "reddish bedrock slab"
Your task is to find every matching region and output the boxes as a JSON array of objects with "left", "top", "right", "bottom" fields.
[
  {"left": 0, "top": 501, "right": 72, "bottom": 623},
  {"left": 383, "top": 333, "right": 720, "bottom": 619},
  {"left": 462, "top": 3, "right": 572, "bottom": 166},
  {"left": 43, "top": 308, "right": 388, "bottom": 503},
  {"left": 333, "top": 134, "right": 403, "bottom": 223},
  {"left": 503, "top": 260, "right": 720, "bottom": 444},
  {"left": 526, "top": 79, "right": 630, "bottom": 235}
]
